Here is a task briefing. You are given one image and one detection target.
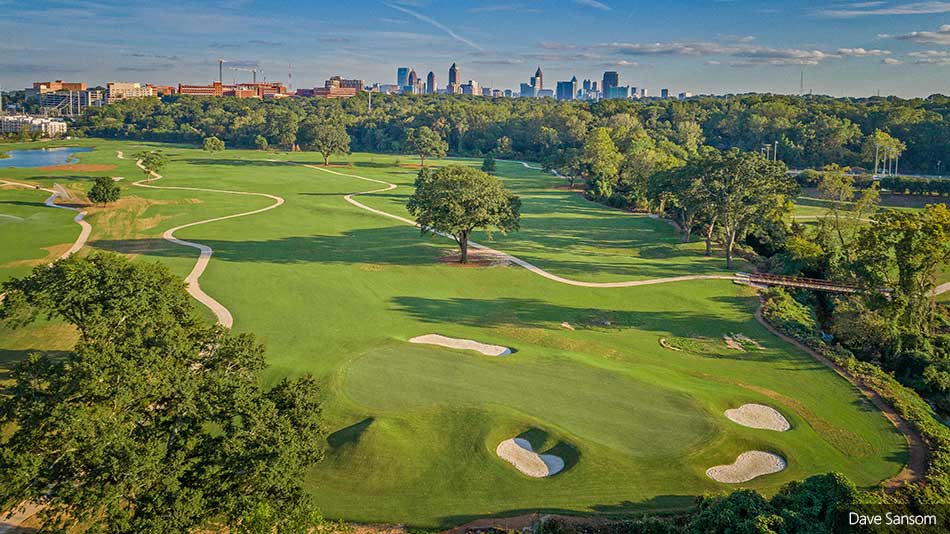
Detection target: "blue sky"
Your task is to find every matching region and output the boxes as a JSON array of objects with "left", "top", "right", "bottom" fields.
[{"left": 2, "top": 0, "right": 948, "bottom": 96}]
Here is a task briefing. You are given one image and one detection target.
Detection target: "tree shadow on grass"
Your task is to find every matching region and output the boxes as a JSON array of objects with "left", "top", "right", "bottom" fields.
[
  {"left": 0, "top": 348, "right": 69, "bottom": 395},
  {"left": 92, "top": 227, "right": 440, "bottom": 266},
  {"left": 327, "top": 417, "right": 374, "bottom": 448}
]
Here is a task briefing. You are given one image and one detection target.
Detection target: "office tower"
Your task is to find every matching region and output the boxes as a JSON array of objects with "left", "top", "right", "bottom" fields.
[
  {"left": 448, "top": 62, "right": 461, "bottom": 93},
  {"left": 582, "top": 79, "right": 592, "bottom": 92},
  {"left": 520, "top": 82, "right": 536, "bottom": 98},
  {"left": 534, "top": 66, "right": 543, "bottom": 92},
  {"left": 426, "top": 71, "right": 436, "bottom": 94},
  {"left": 602, "top": 71, "right": 619, "bottom": 93},
  {"left": 397, "top": 67, "right": 409, "bottom": 87},
  {"left": 661, "top": 88, "right": 669, "bottom": 98},
  {"left": 556, "top": 76, "right": 577, "bottom": 101},
  {"left": 408, "top": 69, "right": 417, "bottom": 87}
]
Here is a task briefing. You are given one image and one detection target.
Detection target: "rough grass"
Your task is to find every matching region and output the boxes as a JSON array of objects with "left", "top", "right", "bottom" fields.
[{"left": 0, "top": 141, "right": 909, "bottom": 528}]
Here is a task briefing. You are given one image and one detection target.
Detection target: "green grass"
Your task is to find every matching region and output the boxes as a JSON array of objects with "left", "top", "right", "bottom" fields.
[{"left": 0, "top": 141, "right": 909, "bottom": 527}]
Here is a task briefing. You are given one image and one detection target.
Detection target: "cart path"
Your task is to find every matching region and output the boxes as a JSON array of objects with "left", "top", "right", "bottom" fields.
[
  {"left": 0, "top": 179, "right": 91, "bottom": 260},
  {"left": 131, "top": 160, "right": 284, "bottom": 328},
  {"left": 303, "top": 164, "right": 736, "bottom": 288}
]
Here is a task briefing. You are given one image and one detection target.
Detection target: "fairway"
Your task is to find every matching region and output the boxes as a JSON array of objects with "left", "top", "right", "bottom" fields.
[{"left": 0, "top": 140, "right": 909, "bottom": 527}]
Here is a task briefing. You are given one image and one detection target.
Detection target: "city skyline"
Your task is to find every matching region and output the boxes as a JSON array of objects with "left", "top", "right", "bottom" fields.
[{"left": 2, "top": 1, "right": 949, "bottom": 97}]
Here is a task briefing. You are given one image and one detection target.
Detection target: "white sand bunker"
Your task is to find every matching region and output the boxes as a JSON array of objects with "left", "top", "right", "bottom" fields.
[
  {"left": 725, "top": 404, "right": 791, "bottom": 431},
  {"left": 409, "top": 334, "right": 511, "bottom": 356},
  {"left": 659, "top": 337, "right": 682, "bottom": 351},
  {"left": 707, "top": 451, "right": 786, "bottom": 483},
  {"left": 496, "top": 438, "right": 564, "bottom": 477}
]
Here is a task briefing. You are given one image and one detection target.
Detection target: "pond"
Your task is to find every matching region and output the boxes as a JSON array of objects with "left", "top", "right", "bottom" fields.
[{"left": 0, "top": 147, "right": 94, "bottom": 168}]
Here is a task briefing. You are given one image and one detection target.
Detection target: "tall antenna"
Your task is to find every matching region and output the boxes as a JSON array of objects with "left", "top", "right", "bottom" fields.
[{"left": 799, "top": 70, "right": 804, "bottom": 95}]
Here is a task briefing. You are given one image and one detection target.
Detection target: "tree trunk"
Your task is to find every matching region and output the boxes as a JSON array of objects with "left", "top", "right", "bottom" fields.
[
  {"left": 682, "top": 219, "right": 692, "bottom": 243},
  {"left": 705, "top": 223, "right": 716, "bottom": 256},
  {"left": 420, "top": 155, "right": 426, "bottom": 167},
  {"left": 725, "top": 230, "right": 736, "bottom": 269},
  {"left": 459, "top": 233, "right": 469, "bottom": 263},
  {"left": 324, "top": 154, "right": 330, "bottom": 166}
]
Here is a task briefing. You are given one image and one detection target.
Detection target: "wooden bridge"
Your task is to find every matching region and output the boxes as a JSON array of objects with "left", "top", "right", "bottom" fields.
[{"left": 736, "top": 272, "right": 872, "bottom": 294}]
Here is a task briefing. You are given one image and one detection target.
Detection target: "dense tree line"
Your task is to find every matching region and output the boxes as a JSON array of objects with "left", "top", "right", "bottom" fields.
[{"left": 75, "top": 92, "right": 949, "bottom": 173}]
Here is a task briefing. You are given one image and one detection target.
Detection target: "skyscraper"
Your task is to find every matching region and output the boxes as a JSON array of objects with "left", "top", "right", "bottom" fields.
[
  {"left": 448, "top": 63, "right": 461, "bottom": 94},
  {"left": 556, "top": 76, "right": 577, "bottom": 101},
  {"left": 426, "top": 71, "right": 436, "bottom": 94},
  {"left": 602, "top": 71, "right": 619, "bottom": 93},
  {"left": 520, "top": 82, "right": 536, "bottom": 98},
  {"left": 408, "top": 69, "right": 418, "bottom": 87},
  {"left": 534, "top": 66, "right": 543, "bottom": 92},
  {"left": 397, "top": 67, "right": 409, "bottom": 87},
  {"left": 661, "top": 88, "right": 669, "bottom": 99}
]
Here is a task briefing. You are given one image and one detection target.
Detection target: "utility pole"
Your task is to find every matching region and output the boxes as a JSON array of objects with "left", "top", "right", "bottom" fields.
[{"left": 773, "top": 141, "right": 778, "bottom": 161}]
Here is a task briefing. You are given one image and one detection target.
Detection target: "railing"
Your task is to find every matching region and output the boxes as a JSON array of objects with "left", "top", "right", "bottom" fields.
[{"left": 736, "top": 272, "right": 871, "bottom": 294}]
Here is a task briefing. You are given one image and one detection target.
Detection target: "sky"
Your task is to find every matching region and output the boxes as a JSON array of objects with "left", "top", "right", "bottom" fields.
[{"left": 2, "top": 0, "right": 949, "bottom": 97}]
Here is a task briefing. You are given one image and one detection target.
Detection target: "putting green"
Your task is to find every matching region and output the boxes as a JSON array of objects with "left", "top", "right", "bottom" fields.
[{"left": 0, "top": 140, "right": 908, "bottom": 527}]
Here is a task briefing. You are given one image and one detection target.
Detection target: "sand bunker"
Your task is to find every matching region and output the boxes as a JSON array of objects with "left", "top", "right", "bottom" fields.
[
  {"left": 725, "top": 404, "right": 791, "bottom": 431},
  {"left": 409, "top": 334, "right": 511, "bottom": 356},
  {"left": 706, "top": 451, "right": 786, "bottom": 483},
  {"left": 723, "top": 335, "right": 745, "bottom": 351},
  {"left": 496, "top": 438, "right": 564, "bottom": 477},
  {"left": 560, "top": 322, "right": 575, "bottom": 330},
  {"left": 659, "top": 337, "right": 682, "bottom": 351}
]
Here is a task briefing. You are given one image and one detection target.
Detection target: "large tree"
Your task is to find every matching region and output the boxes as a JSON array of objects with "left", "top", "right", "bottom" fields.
[
  {"left": 87, "top": 175, "right": 120, "bottom": 205},
  {"left": 0, "top": 253, "right": 325, "bottom": 533},
  {"left": 580, "top": 127, "right": 622, "bottom": 201},
  {"left": 704, "top": 148, "right": 795, "bottom": 268},
  {"left": 406, "top": 165, "right": 521, "bottom": 263},
  {"left": 298, "top": 118, "right": 350, "bottom": 165},
  {"left": 405, "top": 126, "right": 448, "bottom": 167}
]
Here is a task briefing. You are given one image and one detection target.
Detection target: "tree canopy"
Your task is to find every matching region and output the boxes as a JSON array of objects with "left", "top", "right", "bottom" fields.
[
  {"left": 0, "top": 253, "right": 326, "bottom": 533},
  {"left": 405, "top": 126, "right": 448, "bottom": 166},
  {"left": 88, "top": 175, "right": 120, "bottom": 205},
  {"left": 203, "top": 135, "right": 225, "bottom": 152},
  {"left": 298, "top": 118, "right": 350, "bottom": 165},
  {"left": 132, "top": 149, "right": 169, "bottom": 179},
  {"left": 406, "top": 165, "right": 521, "bottom": 263}
]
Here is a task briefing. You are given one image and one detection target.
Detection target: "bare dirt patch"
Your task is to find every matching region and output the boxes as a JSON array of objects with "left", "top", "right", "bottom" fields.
[
  {"left": 496, "top": 438, "right": 564, "bottom": 477},
  {"left": 409, "top": 334, "right": 511, "bottom": 356},
  {"left": 438, "top": 249, "right": 511, "bottom": 267},
  {"left": 725, "top": 403, "right": 791, "bottom": 431},
  {"left": 37, "top": 164, "right": 117, "bottom": 172},
  {"left": 706, "top": 451, "right": 786, "bottom": 483},
  {"left": 2, "top": 243, "right": 72, "bottom": 268}
]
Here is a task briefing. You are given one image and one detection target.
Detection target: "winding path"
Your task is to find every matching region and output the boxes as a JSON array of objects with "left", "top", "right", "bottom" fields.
[
  {"left": 130, "top": 155, "right": 284, "bottom": 328},
  {"left": 304, "top": 164, "right": 736, "bottom": 289},
  {"left": 0, "top": 179, "right": 91, "bottom": 260}
]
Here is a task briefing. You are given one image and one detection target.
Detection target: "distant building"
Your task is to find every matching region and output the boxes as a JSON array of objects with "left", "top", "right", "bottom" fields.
[
  {"left": 678, "top": 91, "right": 693, "bottom": 99},
  {"left": 326, "top": 76, "right": 365, "bottom": 90},
  {"left": 1, "top": 115, "right": 67, "bottom": 136},
  {"left": 397, "top": 67, "right": 409, "bottom": 87},
  {"left": 661, "top": 88, "right": 670, "bottom": 98},
  {"left": 602, "top": 71, "right": 620, "bottom": 94},
  {"left": 106, "top": 82, "right": 155, "bottom": 103},
  {"left": 147, "top": 84, "right": 177, "bottom": 96},
  {"left": 426, "top": 71, "right": 436, "bottom": 94},
  {"left": 556, "top": 77, "right": 577, "bottom": 101},
  {"left": 534, "top": 67, "right": 544, "bottom": 92},
  {"left": 460, "top": 80, "right": 480, "bottom": 95},
  {"left": 504, "top": 89, "right": 513, "bottom": 98},
  {"left": 519, "top": 83, "right": 536, "bottom": 98},
  {"left": 605, "top": 85, "right": 631, "bottom": 99},
  {"left": 375, "top": 84, "right": 400, "bottom": 94},
  {"left": 29, "top": 80, "right": 86, "bottom": 95},
  {"left": 296, "top": 86, "right": 357, "bottom": 99},
  {"left": 177, "top": 81, "right": 287, "bottom": 98},
  {"left": 640, "top": 88, "right": 648, "bottom": 98},
  {"left": 448, "top": 63, "right": 461, "bottom": 94},
  {"left": 39, "top": 90, "right": 104, "bottom": 113},
  {"left": 537, "top": 89, "right": 554, "bottom": 98},
  {"left": 582, "top": 79, "right": 592, "bottom": 92}
]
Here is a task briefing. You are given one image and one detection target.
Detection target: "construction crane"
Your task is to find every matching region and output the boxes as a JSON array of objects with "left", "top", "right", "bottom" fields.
[{"left": 228, "top": 66, "right": 262, "bottom": 84}]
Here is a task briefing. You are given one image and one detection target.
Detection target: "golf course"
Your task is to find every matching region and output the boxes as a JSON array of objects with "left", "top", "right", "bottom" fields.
[{"left": 0, "top": 140, "right": 910, "bottom": 527}]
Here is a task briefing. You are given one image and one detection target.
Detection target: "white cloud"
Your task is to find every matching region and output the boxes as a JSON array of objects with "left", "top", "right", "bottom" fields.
[
  {"left": 882, "top": 57, "right": 903, "bottom": 64},
  {"left": 890, "top": 24, "right": 950, "bottom": 45},
  {"left": 574, "top": 0, "right": 611, "bottom": 10},
  {"left": 818, "top": 1, "right": 950, "bottom": 18},
  {"left": 836, "top": 48, "right": 892, "bottom": 56},
  {"left": 908, "top": 50, "right": 950, "bottom": 64}
]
